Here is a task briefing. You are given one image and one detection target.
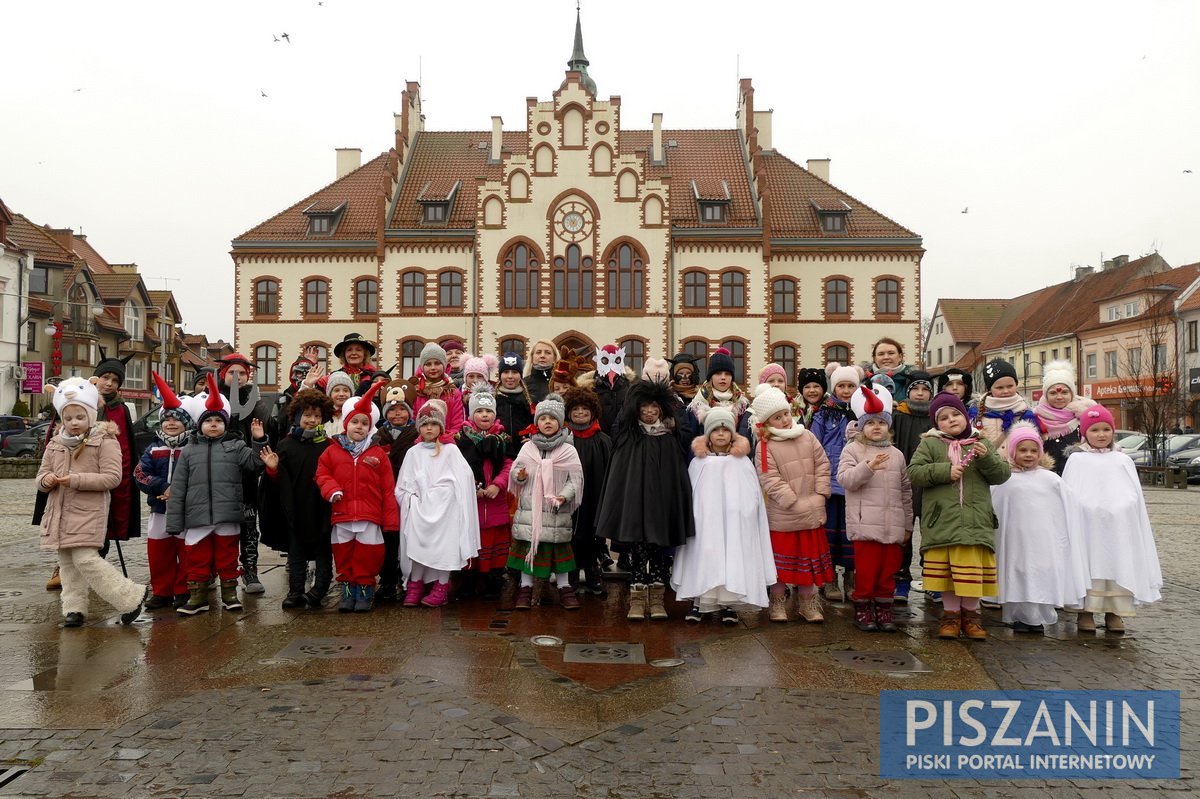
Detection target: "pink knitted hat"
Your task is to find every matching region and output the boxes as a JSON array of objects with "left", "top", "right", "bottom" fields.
[
  {"left": 758, "top": 363, "right": 787, "bottom": 385},
  {"left": 1079, "top": 405, "right": 1116, "bottom": 437},
  {"left": 1006, "top": 421, "right": 1044, "bottom": 461}
]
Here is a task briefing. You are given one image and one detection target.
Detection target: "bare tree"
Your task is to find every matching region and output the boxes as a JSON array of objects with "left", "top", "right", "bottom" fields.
[{"left": 1119, "top": 304, "right": 1181, "bottom": 466}]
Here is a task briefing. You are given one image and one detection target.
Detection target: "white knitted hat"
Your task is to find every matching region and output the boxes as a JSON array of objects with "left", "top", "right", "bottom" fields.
[
  {"left": 1041, "top": 359, "right": 1076, "bottom": 396},
  {"left": 703, "top": 407, "right": 736, "bottom": 436},
  {"left": 749, "top": 383, "right": 791, "bottom": 427}
]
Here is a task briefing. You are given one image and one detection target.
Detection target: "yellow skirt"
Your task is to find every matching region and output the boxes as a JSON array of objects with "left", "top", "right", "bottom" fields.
[{"left": 921, "top": 545, "right": 998, "bottom": 598}]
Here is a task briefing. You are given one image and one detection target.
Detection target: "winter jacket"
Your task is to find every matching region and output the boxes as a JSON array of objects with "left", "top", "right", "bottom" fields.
[
  {"left": 865, "top": 363, "right": 915, "bottom": 402},
  {"left": 372, "top": 423, "right": 420, "bottom": 478},
  {"left": 811, "top": 401, "right": 855, "bottom": 495},
  {"left": 134, "top": 437, "right": 187, "bottom": 515},
  {"left": 837, "top": 440, "right": 913, "bottom": 545},
  {"left": 456, "top": 423, "right": 513, "bottom": 529},
  {"left": 510, "top": 449, "right": 579, "bottom": 544},
  {"left": 757, "top": 429, "right": 832, "bottom": 532},
  {"left": 892, "top": 402, "right": 933, "bottom": 519},
  {"left": 494, "top": 389, "right": 535, "bottom": 445},
  {"left": 165, "top": 433, "right": 265, "bottom": 533},
  {"left": 685, "top": 388, "right": 751, "bottom": 450},
  {"left": 97, "top": 398, "right": 140, "bottom": 541},
  {"left": 525, "top": 365, "right": 553, "bottom": 405},
  {"left": 592, "top": 372, "right": 631, "bottom": 437},
  {"left": 37, "top": 423, "right": 122, "bottom": 551},
  {"left": 906, "top": 433, "right": 1011, "bottom": 553},
  {"left": 315, "top": 442, "right": 401, "bottom": 531}
]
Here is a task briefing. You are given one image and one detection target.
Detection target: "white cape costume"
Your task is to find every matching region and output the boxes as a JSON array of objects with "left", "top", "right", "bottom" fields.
[
  {"left": 990, "top": 468, "right": 1090, "bottom": 625},
  {"left": 671, "top": 454, "right": 776, "bottom": 611},
  {"left": 1061, "top": 451, "right": 1162, "bottom": 605},
  {"left": 396, "top": 443, "right": 481, "bottom": 576}
]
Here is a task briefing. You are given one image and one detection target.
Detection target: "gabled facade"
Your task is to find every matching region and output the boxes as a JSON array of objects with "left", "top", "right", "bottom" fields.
[
  {"left": 924, "top": 298, "right": 1009, "bottom": 376},
  {"left": 232, "top": 13, "right": 923, "bottom": 388}
]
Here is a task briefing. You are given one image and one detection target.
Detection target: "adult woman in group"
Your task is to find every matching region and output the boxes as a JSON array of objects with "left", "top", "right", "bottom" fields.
[{"left": 865, "top": 337, "right": 915, "bottom": 402}]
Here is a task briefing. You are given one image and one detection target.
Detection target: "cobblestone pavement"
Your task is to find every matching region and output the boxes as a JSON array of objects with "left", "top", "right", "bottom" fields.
[{"left": 0, "top": 478, "right": 1195, "bottom": 797}]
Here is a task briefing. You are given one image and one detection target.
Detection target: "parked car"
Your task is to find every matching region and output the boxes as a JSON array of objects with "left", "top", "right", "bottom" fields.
[
  {"left": 1129, "top": 434, "right": 1200, "bottom": 466},
  {"left": 1119, "top": 434, "right": 1149, "bottom": 454},
  {"left": 1167, "top": 446, "right": 1200, "bottom": 484},
  {"left": 1115, "top": 429, "right": 1142, "bottom": 443},
  {"left": 0, "top": 415, "right": 26, "bottom": 443},
  {"left": 2, "top": 421, "right": 50, "bottom": 457}
]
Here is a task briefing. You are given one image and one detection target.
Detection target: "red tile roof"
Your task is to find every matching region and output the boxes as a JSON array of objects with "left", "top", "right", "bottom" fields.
[
  {"left": 690, "top": 178, "right": 730, "bottom": 201},
  {"left": 760, "top": 152, "right": 917, "bottom": 239},
  {"left": 1176, "top": 264, "right": 1200, "bottom": 312},
  {"left": 236, "top": 152, "right": 394, "bottom": 241},
  {"left": 26, "top": 297, "right": 54, "bottom": 316},
  {"left": 68, "top": 235, "right": 112, "bottom": 274},
  {"left": 1076, "top": 261, "right": 1200, "bottom": 334},
  {"left": 390, "top": 132, "right": 524, "bottom": 229},
  {"left": 89, "top": 273, "right": 141, "bottom": 301},
  {"left": 7, "top": 216, "right": 76, "bottom": 264},
  {"left": 936, "top": 298, "right": 1011, "bottom": 344},
  {"left": 979, "top": 253, "right": 1170, "bottom": 351}
]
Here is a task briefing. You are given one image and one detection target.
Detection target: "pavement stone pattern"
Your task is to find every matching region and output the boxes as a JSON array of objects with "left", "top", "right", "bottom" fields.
[{"left": 0, "top": 478, "right": 1196, "bottom": 797}]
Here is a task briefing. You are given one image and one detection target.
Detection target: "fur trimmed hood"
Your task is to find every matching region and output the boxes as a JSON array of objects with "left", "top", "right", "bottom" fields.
[{"left": 691, "top": 432, "right": 751, "bottom": 459}]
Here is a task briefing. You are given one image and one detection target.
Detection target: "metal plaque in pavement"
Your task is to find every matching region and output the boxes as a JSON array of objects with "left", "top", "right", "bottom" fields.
[
  {"left": 829, "top": 649, "right": 930, "bottom": 673},
  {"left": 562, "top": 643, "right": 646, "bottom": 664},
  {"left": 276, "top": 637, "right": 374, "bottom": 659}
]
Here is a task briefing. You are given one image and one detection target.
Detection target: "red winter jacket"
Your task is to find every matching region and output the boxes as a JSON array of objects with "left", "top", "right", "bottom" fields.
[{"left": 315, "top": 442, "right": 400, "bottom": 531}]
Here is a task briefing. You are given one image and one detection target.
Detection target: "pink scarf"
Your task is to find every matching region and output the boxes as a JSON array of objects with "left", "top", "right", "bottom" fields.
[
  {"left": 513, "top": 440, "right": 584, "bottom": 565},
  {"left": 945, "top": 434, "right": 981, "bottom": 506},
  {"left": 1034, "top": 401, "right": 1077, "bottom": 438}
]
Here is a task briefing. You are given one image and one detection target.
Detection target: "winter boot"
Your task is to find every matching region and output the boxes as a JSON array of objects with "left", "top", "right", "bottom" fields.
[
  {"left": 46, "top": 566, "right": 62, "bottom": 591},
  {"left": 482, "top": 571, "right": 505, "bottom": 600},
  {"left": 1076, "top": 611, "right": 1096, "bottom": 631},
  {"left": 177, "top": 581, "right": 211, "bottom": 615},
  {"left": 282, "top": 565, "right": 307, "bottom": 608},
  {"left": 281, "top": 592, "right": 306, "bottom": 609},
  {"left": 853, "top": 600, "right": 878, "bottom": 632},
  {"left": 797, "top": 593, "right": 825, "bottom": 623},
  {"left": 842, "top": 570, "right": 856, "bottom": 603},
  {"left": 938, "top": 610, "right": 961, "bottom": 639},
  {"left": 768, "top": 591, "right": 789, "bottom": 623},
  {"left": 893, "top": 580, "right": 911, "bottom": 604},
  {"left": 375, "top": 581, "right": 398, "bottom": 603},
  {"left": 648, "top": 584, "right": 668, "bottom": 620},
  {"left": 144, "top": 594, "right": 174, "bottom": 611},
  {"left": 402, "top": 580, "right": 425, "bottom": 608},
  {"left": 558, "top": 584, "right": 581, "bottom": 610},
  {"left": 173, "top": 593, "right": 190, "bottom": 610},
  {"left": 720, "top": 607, "right": 739, "bottom": 625},
  {"left": 822, "top": 577, "right": 844, "bottom": 603},
  {"left": 627, "top": 584, "right": 648, "bottom": 621},
  {"left": 961, "top": 609, "right": 987, "bottom": 640},
  {"left": 338, "top": 583, "right": 358, "bottom": 613},
  {"left": 874, "top": 600, "right": 898, "bottom": 632},
  {"left": 120, "top": 586, "right": 151, "bottom": 625},
  {"left": 220, "top": 580, "right": 243, "bottom": 611},
  {"left": 583, "top": 566, "right": 607, "bottom": 597},
  {"left": 685, "top": 604, "right": 704, "bottom": 623},
  {"left": 354, "top": 584, "right": 375, "bottom": 613},
  {"left": 63, "top": 612, "right": 85, "bottom": 628},
  {"left": 513, "top": 585, "right": 533, "bottom": 610},
  {"left": 1104, "top": 613, "right": 1125, "bottom": 634},
  {"left": 421, "top": 581, "right": 451, "bottom": 608},
  {"left": 242, "top": 569, "right": 265, "bottom": 595}
]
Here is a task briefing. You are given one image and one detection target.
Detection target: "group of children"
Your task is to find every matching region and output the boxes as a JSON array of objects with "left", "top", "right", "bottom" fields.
[{"left": 38, "top": 335, "right": 1163, "bottom": 641}]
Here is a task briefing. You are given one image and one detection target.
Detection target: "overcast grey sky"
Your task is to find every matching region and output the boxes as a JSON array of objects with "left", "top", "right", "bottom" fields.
[{"left": 4, "top": 0, "right": 1198, "bottom": 343}]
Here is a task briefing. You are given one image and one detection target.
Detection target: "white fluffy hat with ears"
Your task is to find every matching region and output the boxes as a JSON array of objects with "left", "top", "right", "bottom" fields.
[
  {"left": 1041, "top": 359, "right": 1076, "bottom": 396},
  {"left": 51, "top": 377, "right": 100, "bottom": 416},
  {"left": 825, "top": 361, "right": 864, "bottom": 390}
]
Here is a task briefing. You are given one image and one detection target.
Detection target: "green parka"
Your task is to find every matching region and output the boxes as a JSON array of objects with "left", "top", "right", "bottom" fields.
[{"left": 906, "top": 432, "right": 1010, "bottom": 553}]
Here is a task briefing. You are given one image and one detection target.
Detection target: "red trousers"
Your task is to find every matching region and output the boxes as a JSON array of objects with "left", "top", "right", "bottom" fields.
[
  {"left": 147, "top": 535, "right": 188, "bottom": 597},
  {"left": 184, "top": 533, "right": 241, "bottom": 583},
  {"left": 331, "top": 526, "right": 385, "bottom": 587},
  {"left": 852, "top": 540, "right": 903, "bottom": 602}
]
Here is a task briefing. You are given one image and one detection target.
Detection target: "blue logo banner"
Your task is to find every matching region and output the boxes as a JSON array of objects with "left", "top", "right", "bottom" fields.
[{"left": 880, "top": 690, "right": 1180, "bottom": 779}]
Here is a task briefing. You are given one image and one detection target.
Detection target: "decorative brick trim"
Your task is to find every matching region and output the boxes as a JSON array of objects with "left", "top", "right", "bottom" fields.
[
  {"left": 641, "top": 194, "right": 666, "bottom": 228},
  {"left": 769, "top": 276, "right": 797, "bottom": 322},
  {"left": 252, "top": 275, "right": 281, "bottom": 320},
  {"left": 481, "top": 194, "right": 506, "bottom": 229},
  {"left": 533, "top": 144, "right": 556, "bottom": 176},
  {"left": 556, "top": 102, "right": 591, "bottom": 150},
  {"left": 351, "top": 275, "right": 380, "bottom": 319},
  {"left": 718, "top": 267, "right": 749, "bottom": 315},
  {"left": 821, "top": 274, "right": 853, "bottom": 320},
  {"left": 497, "top": 236, "right": 546, "bottom": 315},
  {"left": 590, "top": 142, "right": 614, "bottom": 175},
  {"left": 397, "top": 268, "right": 428, "bottom": 314},
  {"left": 250, "top": 340, "right": 282, "bottom": 392},
  {"left": 300, "top": 275, "right": 332, "bottom": 320},
  {"left": 680, "top": 268, "right": 712, "bottom": 316},
  {"left": 601, "top": 237, "right": 648, "bottom": 313},
  {"left": 616, "top": 168, "right": 640, "bottom": 201},
  {"left": 872, "top": 273, "right": 903, "bottom": 319},
  {"left": 436, "top": 267, "right": 466, "bottom": 312},
  {"left": 507, "top": 170, "right": 531, "bottom": 203},
  {"left": 823, "top": 340, "right": 854, "bottom": 366}
]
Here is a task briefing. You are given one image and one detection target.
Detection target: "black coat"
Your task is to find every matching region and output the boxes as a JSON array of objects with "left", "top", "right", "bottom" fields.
[
  {"left": 495, "top": 390, "right": 534, "bottom": 446},
  {"left": 372, "top": 424, "right": 420, "bottom": 478},
  {"left": 569, "top": 425, "right": 612, "bottom": 541},
  {"left": 892, "top": 403, "right": 933, "bottom": 521},
  {"left": 1043, "top": 429, "right": 1079, "bottom": 476},
  {"left": 526, "top": 366, "right": 553, "bottom": 404},
  {"left": 260, "top": 434, "right": 332, "bottom": 559},
  {"left": 594, "top": 422, "right": 694, "bottom": 548},
  {"left": 593, "top": 374, "right": 630, "bottom": 437}
]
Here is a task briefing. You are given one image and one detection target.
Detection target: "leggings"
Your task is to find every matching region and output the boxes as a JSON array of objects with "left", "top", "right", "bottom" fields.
[{"left": 627, "top": 543, "right": 671, "bottom": 586}]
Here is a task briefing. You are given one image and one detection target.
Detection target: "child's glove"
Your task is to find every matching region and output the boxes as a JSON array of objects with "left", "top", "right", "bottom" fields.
[{"left": 329, "top": 490, "right": 344, "bottom": 503}]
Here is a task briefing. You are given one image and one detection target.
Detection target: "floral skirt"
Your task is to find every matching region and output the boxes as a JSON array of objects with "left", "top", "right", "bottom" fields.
[
  {"left": 507, "top": 540, "right": 576, "bottom": 579},
  {"left": 921, "top": 545, "right": 998, "bottom": 597},
  {"left": 769, "top": 529, "right": 834, "bottom": 586}
]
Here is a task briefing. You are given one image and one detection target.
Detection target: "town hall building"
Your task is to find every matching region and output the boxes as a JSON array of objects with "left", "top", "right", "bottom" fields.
[{"left": 232, "top": 13, "right": 923, "bottom": 388}]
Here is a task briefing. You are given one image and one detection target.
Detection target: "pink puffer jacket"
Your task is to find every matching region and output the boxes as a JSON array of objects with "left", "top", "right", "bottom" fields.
[
  {"left": 37, "top": 423, "right": 122, "bottom": 550},
  {"left": 757, "top": 430, "right": 831, "bottom": 531},
  {"left": 836, "top": 440, "right": 913, "bottom": 545}
]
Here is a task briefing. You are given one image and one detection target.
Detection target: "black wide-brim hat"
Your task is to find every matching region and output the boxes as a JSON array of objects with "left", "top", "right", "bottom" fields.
[{"left": 333, "top": 332, "right": 377, "bottom": 358}]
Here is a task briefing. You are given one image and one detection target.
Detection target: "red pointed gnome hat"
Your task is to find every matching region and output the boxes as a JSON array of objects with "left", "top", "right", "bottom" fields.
[
  {"left": 194, "top": 371, "right": 231, "bottom": 426},
  {"left": 344, "top": 378, "right": 383, "bottom": 429},
  {"left": 153, "top": 371, "right": 194, "bottom": 428},
  {"left": 850, "top": 382, "right": 893, "bottom": 425}
]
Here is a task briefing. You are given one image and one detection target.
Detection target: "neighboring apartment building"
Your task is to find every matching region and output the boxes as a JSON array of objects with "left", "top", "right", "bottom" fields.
[
  {"left": 1176, "top": 278, "right": 1200, "bottom": 428},
  {"left": 1077, "top": 262, "right": 1200, "bottom": 429},
  {"left": 924, "top": 297, "right": 1008, "bottom": 375},
  {"left": 232, "top": 12, "right": 924, "bottom": 389},
  {"left": 0, "top": 200, "right": 27, "bottom": 416}
]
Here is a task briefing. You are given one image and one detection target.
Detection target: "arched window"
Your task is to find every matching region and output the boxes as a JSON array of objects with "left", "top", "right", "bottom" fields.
[
  {"left": 534, "top": 144, "right": 554, "bottom": 174},
  {"left": 254, "top": 344, "right": 278, "bottom": 388},
  {"left": 721, "top": 340, "right": 747, "bottom": 385},
  {"left": 509, "top": 171, "right": 529, "bottom": 200},
  {"left": 592, "top": 143, "right": 613, "bottom": 174},
  {"left": 304, "top": 279, "right": 328, "bottom": 315},
  {"left": 720, "top": 270, "right": 745, "bottom": 309},
  {"left": 621, "top": 338, "right": 646, "bottom": 377},
  {"left": 875, "top": 278, "right": 900, "bottom": 315},
  {"left": 772, "top": 278, "right": 796, "bottom": 316},
  {"left": 355, "top": 278, "right": 378, "bottom": 315},
  {"left": 683, "top": 339, "right": 709, "bottom": 363},
  {"left": 498, "top": 337, "right": 527, "bottom": 359},
  {"left": 606, "top": 242, "right": 645, "bottom": 310},
  {"left": 825, "top": 278, "right": 849, "bottom": 315},
  {"left": 400, "top": 339, "right": 425, "bottom": 378},
  {"left": 643, "top": 195, "right": 663, "bottom": 226},
  {"left": 438, "top": 271, "right": 463, "bottom": 309},
  {"left": 483, "top": 196, "right": 503, "bottom": 226},
  {"left": 553, "top": 244, "right": 594, "bottom": 310},
  {"left": 826, "top": 344, "right": 851, "bottom": 365},
  {"left": 618, "top": 169, "right": 637, "bottom": 199},
  {"left": 401, "top": 271, "right": 425, "bottom": 308},
  {"left": 502, "top": 242, "right": 540, "bottom": 310},
  {"left": 562, "top": 107, "right": 584, "bottom": 147},
  {"left": 255, "top": 279, "right": 278, "bottom": 316},
  {"left": 683, "top": 270, "right": 707, "bottom": 309},
  {"left": 772, "top": 344, "right": 797, "bottom": 386}
]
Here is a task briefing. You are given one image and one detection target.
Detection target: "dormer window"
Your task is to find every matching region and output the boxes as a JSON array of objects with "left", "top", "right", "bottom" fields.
[
  {"left": 417, "top": 179, "right": 461, "bottom": 227},
  {"left": 692, "top": 179, "right": 730, "bottom": 225},
  {"left": 812, "top": 199, "right": 851, "bottom": 234},
  {"left": 303, "top": 200, "right": 347, "bottom": 237}
]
